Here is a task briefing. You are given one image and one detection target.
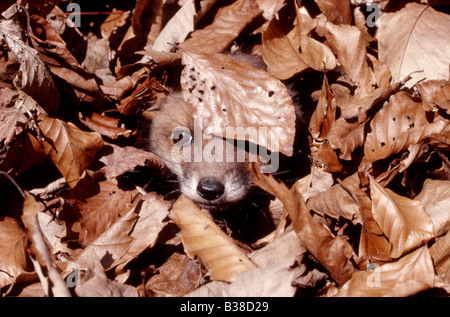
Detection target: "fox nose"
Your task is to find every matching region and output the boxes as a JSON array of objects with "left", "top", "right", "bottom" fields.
[{"left": 197, "top": 177, "right": 225, "bottom": 201}]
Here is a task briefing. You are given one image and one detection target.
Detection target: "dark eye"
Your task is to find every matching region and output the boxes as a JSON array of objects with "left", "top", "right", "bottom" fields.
[{"left": 171, "top": 128, "right": 193, "bottom": 146}]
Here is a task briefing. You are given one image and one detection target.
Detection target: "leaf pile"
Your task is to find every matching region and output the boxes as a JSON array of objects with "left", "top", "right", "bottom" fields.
[{"left": 0, "top": 0, "right": 449, "bottom": 297}]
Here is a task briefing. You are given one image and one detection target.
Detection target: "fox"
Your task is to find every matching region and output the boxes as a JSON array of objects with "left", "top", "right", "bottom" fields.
[{"left": 148, "top": 51, "right": 307, "bottom": 211}]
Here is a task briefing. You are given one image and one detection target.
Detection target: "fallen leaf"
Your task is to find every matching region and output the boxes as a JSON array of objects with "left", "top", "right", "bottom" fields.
[
  {"left": 151, "top": 0, "right": 197, "bottom": 52},
  {"left": 376, "top": 3, "right": 450, "bottom": 87},
  {"left": 185, "top": 258, "right": 303, "bottom": 297},
  {"left": 368, "top": 172, "right": 434, "bottom": 259},
  {"left": 315, "top": 0, "right": 352, "bottom": 25},
  {"left": 75, "top": 260, "right": 137, "bottom": 297},
  {"left": 0, "top": 217, "right": 28, "bottom": 289},
  {"left": 250, "top": 163, "right": 358, "bottom": 286},
  {"left": 21, "top": 192, "right": 71, "bottom": 297},
  {"left": 180, "top": 0, "right": 262, "bottom": 54},
  {"left": 35, "top": 114, "right": 104, "bottom": 188},
  {"left": 318, "top": 21, "right": 376, "bottom": 96},
  {"left": 306, "top": 172, "right": 364, "bottom": 224},
  {"left": 0, "top": 18, "right": 60, "bottom": 113},
  {"left": 181, "top": 50, "right": 296, "bottom": 156},
  {"left": 336, "top": 246, "right": 435, "bottom": 297},
  {"left": 145, "top": 252, "right": 202, "bottom": 297},
  {"left": 364, "top": 91, "right": 433, "bottom": 162},
  {"left": 417, "top": 79, "right": 450, "bottom": 114},
  {"left": 415, "top": 179, "right": 450, "bottom": 237},
  {"left": 99, "top": 143, "right": 165, "bottom": 179},
  {"left": 171, "top": 195, "right": 258, "bottom": 283}
]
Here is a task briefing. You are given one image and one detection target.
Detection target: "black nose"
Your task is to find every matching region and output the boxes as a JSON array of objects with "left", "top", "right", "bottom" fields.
[{"left": 196, "top": 177, "right": 225, "bottom": 201}]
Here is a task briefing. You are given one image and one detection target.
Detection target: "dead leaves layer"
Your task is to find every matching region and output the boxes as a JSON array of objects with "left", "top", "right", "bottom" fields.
[{"left": 0, "top": 0, "right": 449, "bottom": 297}]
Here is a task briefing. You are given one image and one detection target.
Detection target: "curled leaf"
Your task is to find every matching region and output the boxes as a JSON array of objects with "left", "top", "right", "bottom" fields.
[
  {"left": 368, "top": 173, "right": 434, "bottom": 259},
  {"left": 0, "top": 19, "right": 60, "bottom": 113}
]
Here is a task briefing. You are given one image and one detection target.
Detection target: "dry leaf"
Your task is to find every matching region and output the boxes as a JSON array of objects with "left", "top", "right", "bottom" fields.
[
  {"left": 429, "top": 230, "right": 450, "bottom": 278},
  {"left": 318, "top": 22, "right": 376, "bottom": 96},
  {"left": 415, "top": 179, "right": 450, "bottom": 237},
  {"left": 145, "top": 252, "right": 202, "bottom": 297},
  {"left": 180, "top": 0, "right": 262, "bottom": 54},
  {"left": 21, "top": 192, "right": 71, "bottom": 297},
  {"left": 309, "top": 73, "right": 335, "bottom": 140},
  {"left": 306, "top": 172, "right": 364, "bottom": 224},
  {"left": 262, "top": 17, "right": 309, "bottom": 80},
  {"left": 171, "top": 195, "right": 258, "bottom": 283},
  {"left": 327, "top": 117, "right": 365, "bottom": 160},
  {"left": 62, "top": 173, "right": 134, "bottom": 247},
  {"left": 368, "top": 173, "right": 434, "bottom": 259},
  {"left": 262, "top": 5, "right": 336, "bottom": 80},
  {"left": 337, "top": 246, "right": 435, "bottom": 297},
  {"left": 152, "top": 0, "right": 196, "bottom": 52},
  {"left": 315, "top": 0, "right": 352, "bottom": 25},
  {"left": 0, "top": 18, "right": 60, "bottom": 113},
  {"left": 0, "top": 217, "right": 28, "bottom": 289},
  {"left": 181, "top": 50, "right": 296, "bottom": 156},
  {"left": 186, "top": 258, "right": 302, "bottom": 297},
  {"left": 417, "top": 79, "right": 450, "bottom": 114},
  {"left": 35, "top": 114, "right": 104, "bottom": 188},
  {"left": 99, "top": 143, "right": 165, "bottom": 179},
  {"left": 376, "top": 3, "right": 450, "bottom": 87},
  {"left": 250, "top": 163, "right": 358, "bottom": 286},
  {"left": 75, "top": 260, "right": 137, "bottom": 297},
  {"left": 364, "top": 92, "right": 435, "bottom": 162}
]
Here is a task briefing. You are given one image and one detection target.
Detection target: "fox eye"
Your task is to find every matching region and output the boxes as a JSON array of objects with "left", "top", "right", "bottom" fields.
[{"left": 171, "top": 128, "right": 193, "bottom": 146}]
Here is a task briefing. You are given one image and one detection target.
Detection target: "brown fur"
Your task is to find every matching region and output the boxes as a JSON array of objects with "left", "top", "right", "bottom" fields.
[{"left": 149, "top": 92, "right": 252, "bottom": 210}]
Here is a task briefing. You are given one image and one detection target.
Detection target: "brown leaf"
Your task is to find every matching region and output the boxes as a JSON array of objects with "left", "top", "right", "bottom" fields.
[
  {"left": 429, "top": 229, "right": 450, "bottom": 278},
  {"left": 0, "top": 18, "right": 60, "bottom": 113},
  {"left": 415, "top": 179, "right": 450, "bottom": 237},
  {"left": 29, "top": 15, "right": 107, "bottom": 110},
  {"left": 180, "top": 0, "right": 262, "bottom": 54},
  {"left": 145, "top": 252, "right": 202, "bottom": 297},
  {"left": 417, "top": 79, "right": 450, "bottom": 114},
  {"left": 74, "top": 204, "right": 137, "bottom": 271},
  {"left": 79, "top": 113, "right": 132, "bottom": 140},
  {"left": 35, "top": 114, "right": 104, "bottom": 188},
  {"left": 309, "top": 74, "right": 335, "bottom": 140},
  {"left": 315, "top": 0, "right": 352, "bottom": 25},
  {"left": 327, "top": 118, "right": 365, "bottom": 160},
  {"left": 368, "top": 173, "right": 434, "bottom": 259},
  {"left": 21, "top": 192, "right": 71, "bottom": 297},
  {"left": 261, "top": 6, "right": 336, "bottom": 80},
  {"left": 262, "top": 17, "right": 308, "bottom": 80},
  {"left": 186, "top": 258, "right": 303, "bottom": 297},
  {"left": 306, "top": 172, "right": 364, "bottom": 224},
  {"left": 250, "top": 163, "right": 358, "bottom": 286},
  {"left": 364, "top": 92, "right": 433, "bottom": 162},
  {"left": 336, "top": 246, "right": 435, "bottom": 297},
  {"left": 113, "top": 193, "right": 171, "bottom": 272},
  {"left": 151, "top": 0, "right": 196, "bottom": 52},
  {"left": 0, "top": 217, "right": 28, "bottom": 289},
  {"left": 99, "top": 143, "right": 165, "bottom": 179},
  {"left": 318, "top": 22, "right": 376, "bottom": 96},
  {"left": 181, "top": 50, "right": 296, "bottom": 156},
  {"left": 171, "top": 195, "right": 258, "bottom": 283},
  {"left": 63, "top": 173, "right": 134, "bottom": 247},
  {"left": 74, "top": 260, "right": 137, "bottom": 297},
  {"left": 376, "top": 3, "right": 450, "bottom": 87},
  {"left": 311, "top": 141, "right": 343, "bottom": 173}
]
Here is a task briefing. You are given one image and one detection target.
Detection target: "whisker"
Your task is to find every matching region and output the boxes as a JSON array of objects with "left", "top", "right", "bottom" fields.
[
  {"left": 269, "top": 170, "right": 295, "bottom": 176},
  {"left": 164, "top": 188, "right": 181, "bottom": 196}
]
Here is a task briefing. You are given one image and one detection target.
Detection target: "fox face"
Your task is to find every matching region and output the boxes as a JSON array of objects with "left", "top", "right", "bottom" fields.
[{"left": 149, "top": 92, "right": 253, "bottom": 210}]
